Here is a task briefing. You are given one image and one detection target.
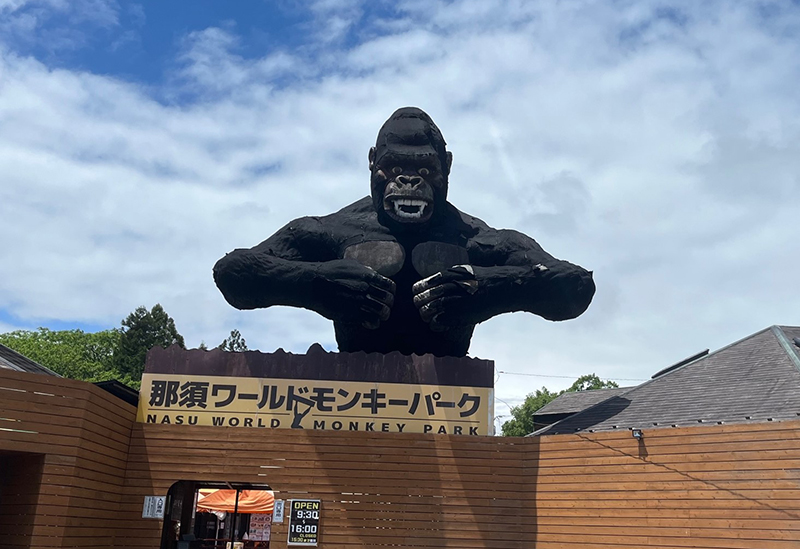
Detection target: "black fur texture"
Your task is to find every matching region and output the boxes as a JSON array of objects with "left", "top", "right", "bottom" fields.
[{"left": 214, "top": 107, "right": 595, "bottom": 356}]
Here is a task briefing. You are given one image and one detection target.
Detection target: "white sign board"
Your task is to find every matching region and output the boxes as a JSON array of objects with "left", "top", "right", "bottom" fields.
[
  {"left": 142, "top": 496, "right": 166, "bottom": 519},
  {"left": 249, "top": 513, "right": 272, "bottom": 541},
  {"left": 273, "top": 499, "right": 285, "bottom": 523}
]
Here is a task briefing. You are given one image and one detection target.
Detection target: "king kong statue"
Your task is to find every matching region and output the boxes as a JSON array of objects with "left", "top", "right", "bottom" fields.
[{"left": 214, "top": 107, "right": 595, "bottom": 357}]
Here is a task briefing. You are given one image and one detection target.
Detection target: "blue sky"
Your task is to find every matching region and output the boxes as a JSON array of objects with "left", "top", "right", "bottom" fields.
[
  {"left": 2, "top": 0, "right": 800, "bottom": 429},
  {"left": 3, "top": 2, "right": 355, "bottom": 86},
  {"left": 9, "top": 2, "right": 401, "bottom": 79}
]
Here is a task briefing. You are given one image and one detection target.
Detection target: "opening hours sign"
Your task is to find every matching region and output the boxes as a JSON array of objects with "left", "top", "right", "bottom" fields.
[{"left": 287, "top": 499, "right": 320, "bottom": 546}]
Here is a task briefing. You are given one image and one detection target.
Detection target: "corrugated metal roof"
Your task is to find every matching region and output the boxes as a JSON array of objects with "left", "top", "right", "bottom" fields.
[
  {"left": 533, "top": 326, "right": 800, "bottom": 436},
  {"left": 0, "top": 343, "right": 61, "bottom": 376}
]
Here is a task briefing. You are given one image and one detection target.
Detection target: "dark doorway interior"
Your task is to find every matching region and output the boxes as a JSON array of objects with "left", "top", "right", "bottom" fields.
[
  {"left": 0, "top": 452, "right": 45, "bottom": 545},
  {"left": 161, "top": 481, "right": 274, "bottom": 549}
]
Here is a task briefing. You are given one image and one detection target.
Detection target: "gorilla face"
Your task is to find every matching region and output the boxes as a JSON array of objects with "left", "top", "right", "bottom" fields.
[
  {"left": 372, "top": 153, "right": 443, "bottom": 224},
  {"left": 369, "top": 108, "right": 453, "bottom": 229}
]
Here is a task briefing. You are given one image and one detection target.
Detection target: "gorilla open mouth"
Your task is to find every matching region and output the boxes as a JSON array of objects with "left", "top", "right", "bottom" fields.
[
  {"left": 384, "top": 196, "right": 433, "bottom": 223},
  {"left": 380, "top": 176, "right": 435, "bottom": 224},
  {"left": 392, "top": 198, "right": 429, "bottom": 220}
]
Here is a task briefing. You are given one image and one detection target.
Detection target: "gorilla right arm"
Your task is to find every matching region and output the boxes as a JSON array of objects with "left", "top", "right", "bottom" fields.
[{"left": 213, "top": 217, "right": 395, "bottom": 327}]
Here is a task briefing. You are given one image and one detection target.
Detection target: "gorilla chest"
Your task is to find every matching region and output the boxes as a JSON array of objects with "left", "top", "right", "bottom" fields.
[{"left": 343, "top": 240, "right": 469, "bottom": 279}]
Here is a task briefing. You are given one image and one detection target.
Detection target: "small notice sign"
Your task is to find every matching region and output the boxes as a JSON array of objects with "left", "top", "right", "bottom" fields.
[
  {"left": 249, "top": 513, "right": 272, "bottom": 541},
  {"left": 273, "top": 499, "right": 285, "bottom": 523},
  {"left": 287, "top": 499, "right": 320, "bottom": 546},
  {"left": 142, "top": 496, "right": 166, "bottom": 519}
]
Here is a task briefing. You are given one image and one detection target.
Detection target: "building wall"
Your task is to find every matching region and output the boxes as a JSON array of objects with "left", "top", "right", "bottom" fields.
[
  {"left": 0, "top": 368, "right": 136, "bottom": 548},
  {"left": 1, "top": 369, "right": 799, "bottom": 549},
  {"left": 0, "top": 452, "right": 45, "bottom": 542},
  {"left": 119, "top": 423, "right": 529, "bottom": 548},
  {"left": 527, "top": 421, "right": 800, "bottom": 548}
]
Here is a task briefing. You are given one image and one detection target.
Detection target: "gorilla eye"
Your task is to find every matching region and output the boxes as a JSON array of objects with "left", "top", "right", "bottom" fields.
[
  {"left": 418, "top": 168, "right": 430, "bottom": 176},
  {"left": 392, "top": 167, "right": 403, "bottom": 175}
]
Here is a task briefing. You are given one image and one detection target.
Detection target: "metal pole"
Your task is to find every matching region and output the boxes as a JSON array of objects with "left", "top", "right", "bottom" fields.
[{"left": 231, "top": 489, "right": 240, "bottom": 545}]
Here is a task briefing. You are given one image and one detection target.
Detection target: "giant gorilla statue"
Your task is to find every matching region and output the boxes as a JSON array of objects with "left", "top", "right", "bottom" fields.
[{"left": 214, "top": 107, "right": 595, "bottom": 356}]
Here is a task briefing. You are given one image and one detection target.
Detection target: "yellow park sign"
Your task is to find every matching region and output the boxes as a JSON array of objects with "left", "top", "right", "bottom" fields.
[{"left": 137, "top": 373, "right": 494, "bottom": 435}]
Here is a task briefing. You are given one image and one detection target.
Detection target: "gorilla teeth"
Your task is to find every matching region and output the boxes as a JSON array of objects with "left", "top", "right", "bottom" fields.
[{"left": 393, "top": 199, "right": 427, "bottom": 219}]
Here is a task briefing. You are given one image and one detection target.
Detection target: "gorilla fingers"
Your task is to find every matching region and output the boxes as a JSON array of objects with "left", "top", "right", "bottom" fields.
[
  {"left": 362, "top": 281, "right": 395, "bottom": 329},
  {"left": 412, "top": 265, "right": 478, "bottom": 331},
  {"left": 312, "top": 260, "right": 396, "bottom": 329}
]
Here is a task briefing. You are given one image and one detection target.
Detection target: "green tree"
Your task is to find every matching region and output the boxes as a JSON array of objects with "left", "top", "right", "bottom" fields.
[
  {"left": 500, "top": 373, "right": 620, "bottom": 436},
  {"left": 500, "top": 387, "right": 560, "bottom": 437},
  {"left": 218, "top": 329, "right": 247, "bottom": 352},
  {"left": 567, "top": 374, "right": 619, "bottom": 392},
  {"left": 113, "top": 304, "right": 184, "bottom": 381},
  {"left": 0, "top": 328, "right": 132, "bottom": 384}
]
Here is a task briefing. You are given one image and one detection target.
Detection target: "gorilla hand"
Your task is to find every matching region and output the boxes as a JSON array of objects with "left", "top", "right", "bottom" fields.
[
  {"left": 412, "top": 264, "right": 478, "bottom": 332},
  {"left": 312, "top": 260, "right": 396, "bottom": 329}
]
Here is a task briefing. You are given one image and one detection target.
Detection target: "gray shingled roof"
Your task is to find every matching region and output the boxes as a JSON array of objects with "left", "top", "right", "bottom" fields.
[
  {"left": 534, "top": 386, "right": 633, "bottom": 416},
  {"left": 533, "top": 325, "right": 800, "bottom": 436},
  {"left": 0, "top": 343, "right": 61, "bottom": 376},
  {"left": 782, "top": 325, "right": 800, "bottom": 362}
]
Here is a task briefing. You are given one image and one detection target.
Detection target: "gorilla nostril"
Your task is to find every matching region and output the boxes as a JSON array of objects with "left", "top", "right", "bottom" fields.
[{"left": 397, "top": 175, "right": 423, "bottom": 187}]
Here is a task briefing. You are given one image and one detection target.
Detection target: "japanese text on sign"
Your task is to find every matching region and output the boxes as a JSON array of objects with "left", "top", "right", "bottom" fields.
[
  {"left": 137, "top": 373, "right": 493, "bottom": 435},
  {"left": 141, "top": 496, "right": 166, "bottom": 519}
]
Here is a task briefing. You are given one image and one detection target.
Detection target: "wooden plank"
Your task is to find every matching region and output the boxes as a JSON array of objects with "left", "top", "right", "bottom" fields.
[
  {"left": 531, "top": 422, "right": 800, "bottom": 450},
  {"left": 0, "top": 369, "right": 136, "bottom": 418},
  {"left": 5, "top": 370, "right": 800, "bottom": 548},
  {"left": 1, "top": 407, "right": 133, "bottom": 445},
  {"left": 0, "top": 394, "right": 134, "bottom": 435},
  {"left": 534, "top": 419, "right": 800, "bottom": 442}
]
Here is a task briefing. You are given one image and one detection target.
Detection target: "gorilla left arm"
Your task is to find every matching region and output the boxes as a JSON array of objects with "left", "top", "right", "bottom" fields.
[{"left": 412, "top": 228, "right": 595, "bottom": 329}]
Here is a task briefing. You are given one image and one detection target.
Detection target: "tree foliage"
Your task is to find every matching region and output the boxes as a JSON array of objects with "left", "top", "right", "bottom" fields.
[
  {"left": 567, "top": 374, "right": 619, "bottom": 392},
  {"left": 218, "top": 329, "right": 247, "bottom": 352},
  {"left": 0, "top": 327, "right": 139, "bottom": 386},
  {"left": 0, "top": 304, "right": 191, "bottom": 390},
  {"left": 113, "top": 304, "right": 185, "bottom": 381},
  {"left": 500, "top": 387, "right": 560, "bottom": 437},
  {"left": 500, "top": 374, "right": 619, "bottom": 436}
]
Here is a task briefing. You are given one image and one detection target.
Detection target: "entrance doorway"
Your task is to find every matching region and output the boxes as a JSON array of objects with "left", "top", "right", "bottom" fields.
[
  {"left": 161, "top": 481, "right": 274, "bottom": 549},
  {"left": 0, "top": 451, "right": 45, "bottom": 545}
]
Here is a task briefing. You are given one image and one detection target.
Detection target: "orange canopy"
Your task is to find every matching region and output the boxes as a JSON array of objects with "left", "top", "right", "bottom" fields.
[{"left": 196, "top": 490, "right": 274, "bottom": 514}]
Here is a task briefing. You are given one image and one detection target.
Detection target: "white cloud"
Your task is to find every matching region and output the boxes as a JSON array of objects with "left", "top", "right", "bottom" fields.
[
  {"left": 1, "top": 1, "right": 799, "bottom": 427},
  {"left": 174, "top": 26, "right": 302, "bottom": 96},
  {"left": 0, "top": 0, "right": 30, "bottom": 11},
  {"left": 306, "top": 0, "right": 368, "bottom": 43},
  {"left": 0, "top": 0, "right": 119, "bottom": 52},
  {"left": 1, "top": 0, "right": 118, "bottom": 27}
]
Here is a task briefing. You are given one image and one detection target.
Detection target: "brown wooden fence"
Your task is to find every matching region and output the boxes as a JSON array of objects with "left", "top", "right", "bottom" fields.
[
  {"left": 527, "top": 422, "right": 800, "bottom": 549},
  {"left": 0, "top": 368, "right": 136, "bottom": 548},
  {"left": 1, "top": 368, "right": 799, "bottom": 548}
]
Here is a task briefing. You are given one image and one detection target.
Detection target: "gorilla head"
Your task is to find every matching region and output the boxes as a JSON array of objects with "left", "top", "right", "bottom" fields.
[{"left": 369, "top": 107, "right": 453, "bottom": 229}]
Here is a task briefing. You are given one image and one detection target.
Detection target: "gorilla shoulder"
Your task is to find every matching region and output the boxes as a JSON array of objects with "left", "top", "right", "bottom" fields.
[{"left": 317, "top": 196, "right": 393, "bottom": 239}]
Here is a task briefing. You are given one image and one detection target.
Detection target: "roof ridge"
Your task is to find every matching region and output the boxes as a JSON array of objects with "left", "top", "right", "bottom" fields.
[
  {"left": 635, "top": 326, "right": 775, "bottom": 387},
  {"left": 528, "top": 325, "right": 782, "bottom": 436},
  {"left": 534, "top": 386, "right": 633, "bottom": 414},
  {"left": 770, "top": 326, "right": 800, "bottom": 374},
  {"left": 0, "top": 342, "right": 61, "bottom": 377},
  {"left": 529, "top": 390, "right": 634, "bottom": 436}
]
